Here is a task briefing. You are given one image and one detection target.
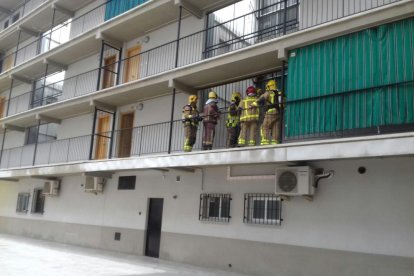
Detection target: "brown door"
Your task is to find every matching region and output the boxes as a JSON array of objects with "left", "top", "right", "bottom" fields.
[
  {"left": 0, "top": 97, "right": 5, "bottom": 118},
  {"left": 3, "top": 54, "right": 14, "bottom": 72},
  {"left": 95, "top": 114, "right": 111, "bottom": 159},
  {"left": 124, "top": 46, "right": 141, "bottom": 83},
  {"left": 117, "top": 112, "right": 134, "bottom": 157},
  {"left": 102, "top": 55, "right": 117, "bottom": 89}
]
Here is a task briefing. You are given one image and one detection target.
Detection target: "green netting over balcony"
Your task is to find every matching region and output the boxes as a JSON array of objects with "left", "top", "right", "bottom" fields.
[
  {"left": 105, "top": 0, "right": 148, "bottom": 21},
  {"left": 285, "top": 17, "right": 414, "bottom": 138}
]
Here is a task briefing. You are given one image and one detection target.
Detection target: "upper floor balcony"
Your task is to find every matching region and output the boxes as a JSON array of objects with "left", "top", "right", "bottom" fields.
[
  {"left": 0, "top": 0, "right": 406, "bottom": 96},
  {"left": 0, "top": 0, "right": 410, "bottom": 127}
]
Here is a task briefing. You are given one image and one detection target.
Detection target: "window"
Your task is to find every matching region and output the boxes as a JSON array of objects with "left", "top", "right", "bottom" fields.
[
  {"left": 118, "top": 176, "right": 136, "bottom": 190},
  {"left": 199, "top": 194, "right": 231, "bottom": 222},
  {"left": 16, "top": 193, "right": 30, "bottom": 213},
  {"left": 25, "top": 123, "right": 58, "bottom": 145},
  {"left": 12, "top": 13, "right": 20, "bottom": 23},
  {"left": 31, "top": 188, "right": 45, "bottom": 214},
  {"left": 244, "top": 194, "right": 282, "bottom": 225},
  {"left": 3, "top": 20, "right": 9, "bottom": 29}
]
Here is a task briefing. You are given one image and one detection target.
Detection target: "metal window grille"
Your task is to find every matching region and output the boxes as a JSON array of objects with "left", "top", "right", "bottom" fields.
[
  {"left": 199, "top": 193, "right": 231, "bottom": 222},
  {"left": 16, "top": 193, "right": 30, "bottom": 213},
  {"left": 244, "top": 194, "right": 282, "bottom": 225},
  {"left": 31, "top": 188, "right": 45, "bottom": 214}
]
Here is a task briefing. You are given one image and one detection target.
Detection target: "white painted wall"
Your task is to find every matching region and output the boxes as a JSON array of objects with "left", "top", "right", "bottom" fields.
[{"left": 0, "top": 156, "right": 413, "bottom": 258}]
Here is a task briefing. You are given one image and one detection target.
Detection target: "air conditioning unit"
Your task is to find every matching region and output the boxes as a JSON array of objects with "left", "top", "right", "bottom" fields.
[
  {"left": 275, "top": 166, "right": 314, "bottom": 196},
  {"left": 84, "top": 176, "right": 105, "bottom": 193},
  {"left": 43, "top": 180, "right": 60, "bottom": 196}
]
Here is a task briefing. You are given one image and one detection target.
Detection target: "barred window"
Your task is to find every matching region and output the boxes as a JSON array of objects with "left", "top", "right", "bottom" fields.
[
  {"left": 199, "top": 194, "right": 231, "bottom": 222},
  {"left": 16, "top": 193, "right": 30, "bottom": 213},
  {"left": 31, "top": 188, "right": 45, "bottom": 214},
  {"left": 244, "top": 194, "right": 282, "bottom": 225}
]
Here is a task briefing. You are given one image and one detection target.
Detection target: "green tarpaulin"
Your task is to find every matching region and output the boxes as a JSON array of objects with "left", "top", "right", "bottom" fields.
[{"left": 286, "top": 17, "right": 414, "bottom": 138}]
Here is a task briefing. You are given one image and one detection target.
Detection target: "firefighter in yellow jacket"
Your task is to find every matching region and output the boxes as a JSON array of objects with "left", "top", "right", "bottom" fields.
[
  {"left": 256, "top": 80, "right": 282, "bottom": 145},
  {"left": 238, "top": 86, "right": 259, "bottom": 146},
  {"left": 182, "top": 95, "right": 201, "bottom": 152},
  {"left": 226, "top": 91, "right": 241, "bottom": 148}
]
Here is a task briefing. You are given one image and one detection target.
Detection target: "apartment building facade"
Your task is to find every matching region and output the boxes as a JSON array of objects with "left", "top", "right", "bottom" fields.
[{"left": 0, "top": 0, "right": 413, "bottom": 275}]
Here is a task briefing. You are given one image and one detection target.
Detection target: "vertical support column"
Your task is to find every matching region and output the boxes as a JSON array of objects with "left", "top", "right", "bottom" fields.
[
  {"left": 283, "top": 0, "right": 288, "bottom": 35},
  {"left": 116, "top": 47, "right": 123, "bottom": 85},
  {"left": 96, "top": 40, "right": 105, "bottom": 91},
  {"left": 89, "top": 107, "right": 98, "bottom": 160},
  {"left": 14, "top": 30, "right": 22, "bottom": 66},
  {"left": 168, "top": 6, "right": 183, "bottom": 154},
  {"left": 108, "top": 111, "right": 116, "bottom": 159},
  {"left": 32, "top": 119, "right": 41, "bottom": 166},
  {"left": 203, "top": 12, "right": 210, "bottom": 59},
  {"left": 48, "top": 8, "right": 57, "bottom": 51},
  {"left": 0, "top": 128, "right": 7, "bottom": 167},
  {"left": 280, "top": 60, "right": 286, "bottom": 143},
  {"left": 6, "top": 79, "right": 14, "bottom": 117}
]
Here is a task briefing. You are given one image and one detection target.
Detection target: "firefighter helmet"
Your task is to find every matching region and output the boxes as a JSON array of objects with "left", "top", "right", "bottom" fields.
[
  {"left": 208, "top": 91, "right": 218, "bottom": 99},
  {"left": 231, "top": 91, "right": 241, "bottom": 102},
  {"left": 188, "top": 95, "right": 198, "bottom": 105},
  {"left": 246, "top": 86, "right": 256, "bottom": 95},
  {"left": 266, "top": 80, "right": 277, "bottom": 91}
]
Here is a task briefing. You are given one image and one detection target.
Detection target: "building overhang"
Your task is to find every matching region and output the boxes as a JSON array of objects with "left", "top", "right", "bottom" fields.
[{"left": 0, "top": 132, "right": 413, "bottom": 179}]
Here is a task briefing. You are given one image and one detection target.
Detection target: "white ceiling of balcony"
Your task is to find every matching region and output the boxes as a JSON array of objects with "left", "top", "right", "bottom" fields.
[
  {"left": 54, "top": 0, "right": 96, "bottom": 12},
  {"left": 20, "top": 6, "right": 70, "bottom": 33},
  {"left": 0, "top": 0, "right": 25, "bottom": 12}
]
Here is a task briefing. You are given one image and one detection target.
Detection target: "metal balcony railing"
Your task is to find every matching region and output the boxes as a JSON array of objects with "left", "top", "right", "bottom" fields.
[
  {"left": 0, "top": 0, "right": 403, "bottom": 118},
  {"left": 0, "top": 0, "right": 149, "bottom": 74},
  {"left": 2, "top": 80, "right": 414, "bottom": 170}
]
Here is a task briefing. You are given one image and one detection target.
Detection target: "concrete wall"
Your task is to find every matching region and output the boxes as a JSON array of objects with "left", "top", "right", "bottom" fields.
[{"left": 0, "top": 157, "right": 413, "bottom": 275}]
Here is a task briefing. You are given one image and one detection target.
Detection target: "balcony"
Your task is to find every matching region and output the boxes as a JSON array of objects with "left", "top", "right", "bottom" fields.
[
  {"left": 1, "top": 0, "right": 410, "bottom": 128},
  {"left": 1, "top": 78, "right": 414, "bottom": 174}
]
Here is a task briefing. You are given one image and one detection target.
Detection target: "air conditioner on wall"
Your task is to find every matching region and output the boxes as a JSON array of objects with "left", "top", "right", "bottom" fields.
[
  {"left": 275, "top": 166, "right": 314, "bottom": 196},
  {"left": 43, "top": 180, "right": 60, "bottom": 196},
  {"left": 84, "top": 176, "right": 105, "bottom": 193}
]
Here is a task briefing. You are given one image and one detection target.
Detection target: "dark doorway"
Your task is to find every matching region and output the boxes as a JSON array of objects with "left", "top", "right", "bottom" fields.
[{"left": 145, "top": 198, "right": 164, "bottom": 258}]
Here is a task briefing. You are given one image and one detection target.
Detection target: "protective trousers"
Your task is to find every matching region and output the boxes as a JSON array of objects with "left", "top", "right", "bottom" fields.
[
  {"left": 226, "top": 125, "right": 240, "bottom": 148},
  {"left": 238, "top": 120, "right": 258, "bottom": 146},
  {"left": 202, "top": 122, "right": 216, "bottom": 150},
  {"left": 261, "top": 112, "right": 280, "bottom": 145},
  {"left": 184, "top": 125, "right": 197, "bottom": 152}
]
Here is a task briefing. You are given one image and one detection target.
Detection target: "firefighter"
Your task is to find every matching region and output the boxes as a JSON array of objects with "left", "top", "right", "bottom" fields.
[
  {"left": 238, "top": 86, "right": 259, "bottom": 146},
  {"left": 182, "top": 95, "right": 201, "bottom": 152},
  {"left": 256, "top": 80, "right": 282, "bottom": 145},
  {"left": 226, "top": 91, "right": 241, "bottom": 148},
  {"left": 202, "top": 91, "right": 220, "bottom": 150}
]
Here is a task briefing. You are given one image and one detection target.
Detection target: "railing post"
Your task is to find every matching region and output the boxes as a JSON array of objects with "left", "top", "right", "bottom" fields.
[
  {"left": 108, "top": 111, "right": 116, "bottom": 158},
  {"left": 32, "top": 119, "right": 41, "bottom": 166},
  {"left": 283, "top": 0, "right": 288, "bottom": 35},
  {"left": 89, "top": 107, "right": 98, "bottom": 160},
  {"left": 96, "top": 40, "right": 105, "bottom": 91}
]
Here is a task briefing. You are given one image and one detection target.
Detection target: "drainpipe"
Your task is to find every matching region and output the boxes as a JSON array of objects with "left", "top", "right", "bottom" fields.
[{"left": 168, "top": 6, "right": 183, "bottom": 154}]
